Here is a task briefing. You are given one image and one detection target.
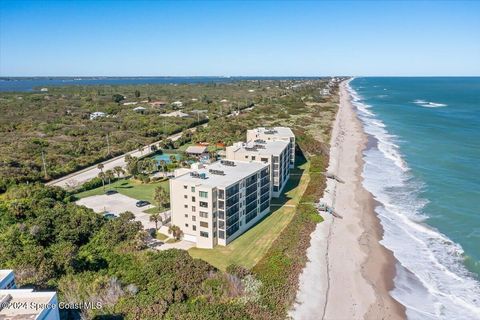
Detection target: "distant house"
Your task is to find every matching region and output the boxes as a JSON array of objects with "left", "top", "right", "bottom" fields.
[
  {"left": 149, "top": 101, "right": 167, "bottom": 107},
  {"left": 220, "top": 99, "right": 228, "bottom": 103},
  {"left": 171, "top": 101, "right": 183, "bottom": 108},
  {"left": 123, "top": 101, "right": 138, "bottom": 106},
  {"left": 185, "top": 145, "right": 208, "bottom": 157},
  {"left": 89, "top": 111, "right": 106, "bottom": 120},
  {"left": 40, "top": 88, "right": 48, "bottom": 92},
  {"left": 160, "top": 111, "right": 189, "bottom": 118},
  {"left": 191, "top": 98, "right": 198, "bottom": 102},
  {"left": 248, "top": 89, "right": 255, "bottom": 93},
  {"left": 133, "top": 106, "right": 146, "bottom": 113}
]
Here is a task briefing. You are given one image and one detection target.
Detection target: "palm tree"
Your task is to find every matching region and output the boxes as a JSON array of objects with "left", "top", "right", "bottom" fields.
[
  {"left": 113, "top": 166, "right": 125, "bottom": 178},
  {"left": 98, "top": 172, "right": 106, "bottom": 191},
  {"left": 159, "top": 160, "right": 166, "bottom": 176},
  {"left": 169, "top": 154, "right": 177, "bottom": 163},
  {"left": 105, "top": 169, "right": 115, "bottom": 185},
  {"left": 149, "top": 213, "right": 162, "bottom": 230},
  {"left": 154, "top": 186, "right": 169, "bottom": 211},
  {"left": 97, "top": 163, "right": 105, "bottom": 190},
  {"left": 168, "top": 225, "right": 183, "bottom": 240}
]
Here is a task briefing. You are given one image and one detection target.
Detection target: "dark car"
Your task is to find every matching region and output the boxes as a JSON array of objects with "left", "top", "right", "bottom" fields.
[
  {"left": 102, "top": 212, "right": 118, "bottom": 220},
  {"left": 136, "top": 200, "right": 150, "bottom": 207},
  {"left": 105, "top": 190, "right": 118, "bottom": 195}
]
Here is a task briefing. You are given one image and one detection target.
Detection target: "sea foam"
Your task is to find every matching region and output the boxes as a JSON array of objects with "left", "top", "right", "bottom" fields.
[
  {"left": 413, "top": 99, "right": 448, "bottom": 108},
  {"left": 347, "top": 82, "right": 480, "bottom": 320}
]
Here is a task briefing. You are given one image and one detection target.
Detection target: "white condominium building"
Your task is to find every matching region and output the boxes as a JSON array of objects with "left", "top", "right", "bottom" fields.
[
  {"left": 246, "top": 127, "right": 296, "bottom": 168},
  {"left": 226, "top": 140, "right": 290, "bottom": 198},
  {"left": 170, "top": 159, "right": 271, "bottom": 248}
]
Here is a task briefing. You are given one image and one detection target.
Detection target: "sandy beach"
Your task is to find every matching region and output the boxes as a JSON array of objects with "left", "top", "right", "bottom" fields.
[{"left": 290, "top": 80, "right": 406, "bottom": 319}]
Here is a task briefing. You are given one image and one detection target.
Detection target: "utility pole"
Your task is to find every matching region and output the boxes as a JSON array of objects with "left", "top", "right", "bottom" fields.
[
  {"left": 197, "top": 111, "right": 200, "bottom": 123},
  {"left": 41, "top": 150, "right": 48, "bottom": 179},
  {"left": 106, "top": 133, "right": 111, "bottom": 156}
]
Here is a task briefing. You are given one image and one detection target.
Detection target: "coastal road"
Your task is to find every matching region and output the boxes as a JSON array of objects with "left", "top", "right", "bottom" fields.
[{"left": 46, "top": 124, "right": 205, "bottom": 189}]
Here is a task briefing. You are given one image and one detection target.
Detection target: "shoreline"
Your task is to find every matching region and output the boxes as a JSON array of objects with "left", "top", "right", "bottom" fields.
[{"left": 290, "top": 79, "right": 405, "bottom": 319}]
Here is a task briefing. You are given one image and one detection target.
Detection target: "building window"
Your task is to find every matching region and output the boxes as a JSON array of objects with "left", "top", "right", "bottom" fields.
[
  {"left": 192, "top": 206, "right": 196, "bottom": 212},
  {"left": 252, "top": 156, "right": 256, "bottom": 160},
  {"left": 200, "top": 221, "right": 208, "bottom": 228},
  {"left": 261, "top": 157, "right": 268, "bottom": 162},
  {"left": 219, "top": 200, "right": 224, "bottom": 209},
  {"left": 200, "top": 231, "right": 208, "bottom": 238},
  {"left": 184, "top": 185, "right": 188, "bottom": 189},
  {"left": 193, "top": 225, "right": 196, "bottom": 231},
  {"left": 192, "top": 196, "right": 196, "bottom": 202},
  {"left": 199, "top": 191, "right": 208, "bottom": 198},
  {"left": 184, "top": 195, "right": 188, "bottom": 199},
  {"left": 218, "top": 210, "right": 224, "bottom": 219},
  {"left": 184, "top": 204, "right": 188, "bottom": 208},
  {"left": 191, "top": 186, "right": 195, "bottom": 192},
  {"left": 219, "top": 189, "right": 225, "bottom": 199},
  {"left": 192, "top": 216, "right": 196, "bottom": 221},
  {"left": 184, "top": 214, "right": 188, "bottom": 218},
  {"left": 219, "top": 230, "right": 225, "bottom": 239},
  {"left": 200, "top": 201, "right": 208, "bottom": 208},
  {"left": 185, "top": 223, "right": 189, "bottom": 227},
  {"left": 245, "top": 155, "right": 248, "bottom": 159},
  {"left": 200, "top": 211, "right": 208, "bottom": 218}
]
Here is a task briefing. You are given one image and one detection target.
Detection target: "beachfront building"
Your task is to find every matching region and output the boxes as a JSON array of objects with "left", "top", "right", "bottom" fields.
[
  {"left": 226, "top": 140, "right": 290, "bottom": 197},
  {"left": 0, "top": 270, "right": 60, "bottom": 320},
  {"left": 246, "top": 127, "right": 296, "bottom": 168},
  {"left": 0, "top": 270, "right": 15, "bottom": 289},
  {"left": 170, "top": 160, "right": 271, "bottom": 248}
]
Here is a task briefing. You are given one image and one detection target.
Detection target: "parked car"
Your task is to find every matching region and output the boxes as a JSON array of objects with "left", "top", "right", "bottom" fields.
[
  {"left": 105, "top": 190, "right": 118, "bottom": 195},
  {"left": 136, "top": 200, "right": 150, "bottom": 207},
  {"left": 102, "top": 212, "right": 118, "bottom": 220}
]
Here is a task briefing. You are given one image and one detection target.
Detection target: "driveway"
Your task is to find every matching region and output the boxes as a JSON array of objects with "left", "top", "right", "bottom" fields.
[{"left": 76, "top": 193, "right": 158, "bottom": 229}]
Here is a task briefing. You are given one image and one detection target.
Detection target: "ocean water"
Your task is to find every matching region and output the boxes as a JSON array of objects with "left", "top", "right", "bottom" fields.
[{"left": 349, "top": 77, "right": 480, "bottom": 319}]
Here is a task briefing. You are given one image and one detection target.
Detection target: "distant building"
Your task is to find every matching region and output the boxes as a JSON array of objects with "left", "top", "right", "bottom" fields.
[
  {"left": 89, "top": 111, "right": 106, "bottom": 120},
  {"left": 149, "top": 101, "right": 167, "bottom": 107},
  {"left": 185, "top": 145, "right": 208, "bottom": 157},
  {"left": 40, "top": 88, "right": 48, "bottom": 92},
  {"left": 247, "top": 127, "right": 295, "bottom": 168},
  {"left": 133, "top": 106, "right": 146, "bottom": 113},
  {"left": 170, "top": 160, "right": 270, "bottom": 248},
  {"left": 226, "top": 139, "right": 290, "bottom": 197},
  {"left": 171, "top": 101, "right": 183, "bottom": 108},
  {"left": 0, "top": 270, "right": 60, "bottom": 320},
  {"left": 160, "top": 111, "right": 189, "bottom": 118},
  {"left": 0, "top": 270, "right": 15, "bottom": 289}
]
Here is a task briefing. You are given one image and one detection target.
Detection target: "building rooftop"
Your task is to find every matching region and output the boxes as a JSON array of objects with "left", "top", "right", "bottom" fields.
[
  {"left": 0, "top": 289, "right": 57, "bottom": 319},
  {"left": 0, "top": 270, "right": 13, "bottom": 284},
  {"left": 173, "top": 160, "right": 268, "bottom": 188},
  {"left": 248, "top": 126, "right": 295, "bottom": 138},
  {"left": 185, "top": 145, "right": 208, "bottom": 154},
  {"left": 228, "top": 140, "right": 289, "bottom": 156}
]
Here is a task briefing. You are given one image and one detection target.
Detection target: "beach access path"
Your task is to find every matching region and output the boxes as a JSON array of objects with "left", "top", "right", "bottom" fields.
[
  {"left": 290, "top": 80, "right": 405, "bottom": 319},
  {"left": 46, "top": 124, "right": 206, "bottom": 189}
]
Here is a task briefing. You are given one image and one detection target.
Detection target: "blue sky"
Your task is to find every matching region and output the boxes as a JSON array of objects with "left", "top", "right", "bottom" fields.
[{"left": 1, "top": 1, "right": 479, "bottom": 76}]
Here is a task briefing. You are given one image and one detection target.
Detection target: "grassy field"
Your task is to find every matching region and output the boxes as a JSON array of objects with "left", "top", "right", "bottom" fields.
[
  {"left": 188, "top": 156, "right": 310, "bottom": 271},
  {"left": 75, "top": 178, "right": 169, "bottom": 205}
]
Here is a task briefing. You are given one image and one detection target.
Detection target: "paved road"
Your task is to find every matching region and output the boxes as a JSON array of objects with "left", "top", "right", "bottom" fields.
[{"left": 47, "top": 125, "right": 204, "bottom": 189}]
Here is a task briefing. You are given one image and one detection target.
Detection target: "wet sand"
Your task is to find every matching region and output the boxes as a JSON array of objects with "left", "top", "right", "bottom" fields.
[{"left": 290, "top": 80, "right": 406, "bottom": 319}]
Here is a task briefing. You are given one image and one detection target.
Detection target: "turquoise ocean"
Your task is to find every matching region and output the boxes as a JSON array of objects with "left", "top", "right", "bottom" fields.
[{"left": 349, "top": 78, "right": 480, "bottom": 319}]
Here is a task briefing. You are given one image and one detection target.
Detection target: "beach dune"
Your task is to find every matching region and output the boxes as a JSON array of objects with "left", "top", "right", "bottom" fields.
[{"left": 290, "top": 80, "right": 405, "bottom": 319}]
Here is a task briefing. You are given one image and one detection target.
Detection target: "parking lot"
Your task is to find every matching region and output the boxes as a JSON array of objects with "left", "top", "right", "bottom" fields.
[{"left": 76, "top": 193, "right": 159, "bottom": 229}]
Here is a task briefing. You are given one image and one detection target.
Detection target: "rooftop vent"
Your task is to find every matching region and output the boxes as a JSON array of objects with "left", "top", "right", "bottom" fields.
[
  {"left": 209, "top": 169, "right": 225, "bottom": 175},
  {"left": 190, "top": 171, "right": 207, "bottom": 179},
  {"left": 220, "top": 160, "right": 236, "bottom": 167},
  {"left": 254, "top": 139, "right": 266, "bottom": 144}
]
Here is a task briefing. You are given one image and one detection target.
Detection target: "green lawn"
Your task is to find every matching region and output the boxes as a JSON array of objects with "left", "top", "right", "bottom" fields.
[
  {"left": 188, "top": 156, "right": 310, "bottom": 271},
  {"left": 75, "top": 178, "right": 169, "bottom": 205}
]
